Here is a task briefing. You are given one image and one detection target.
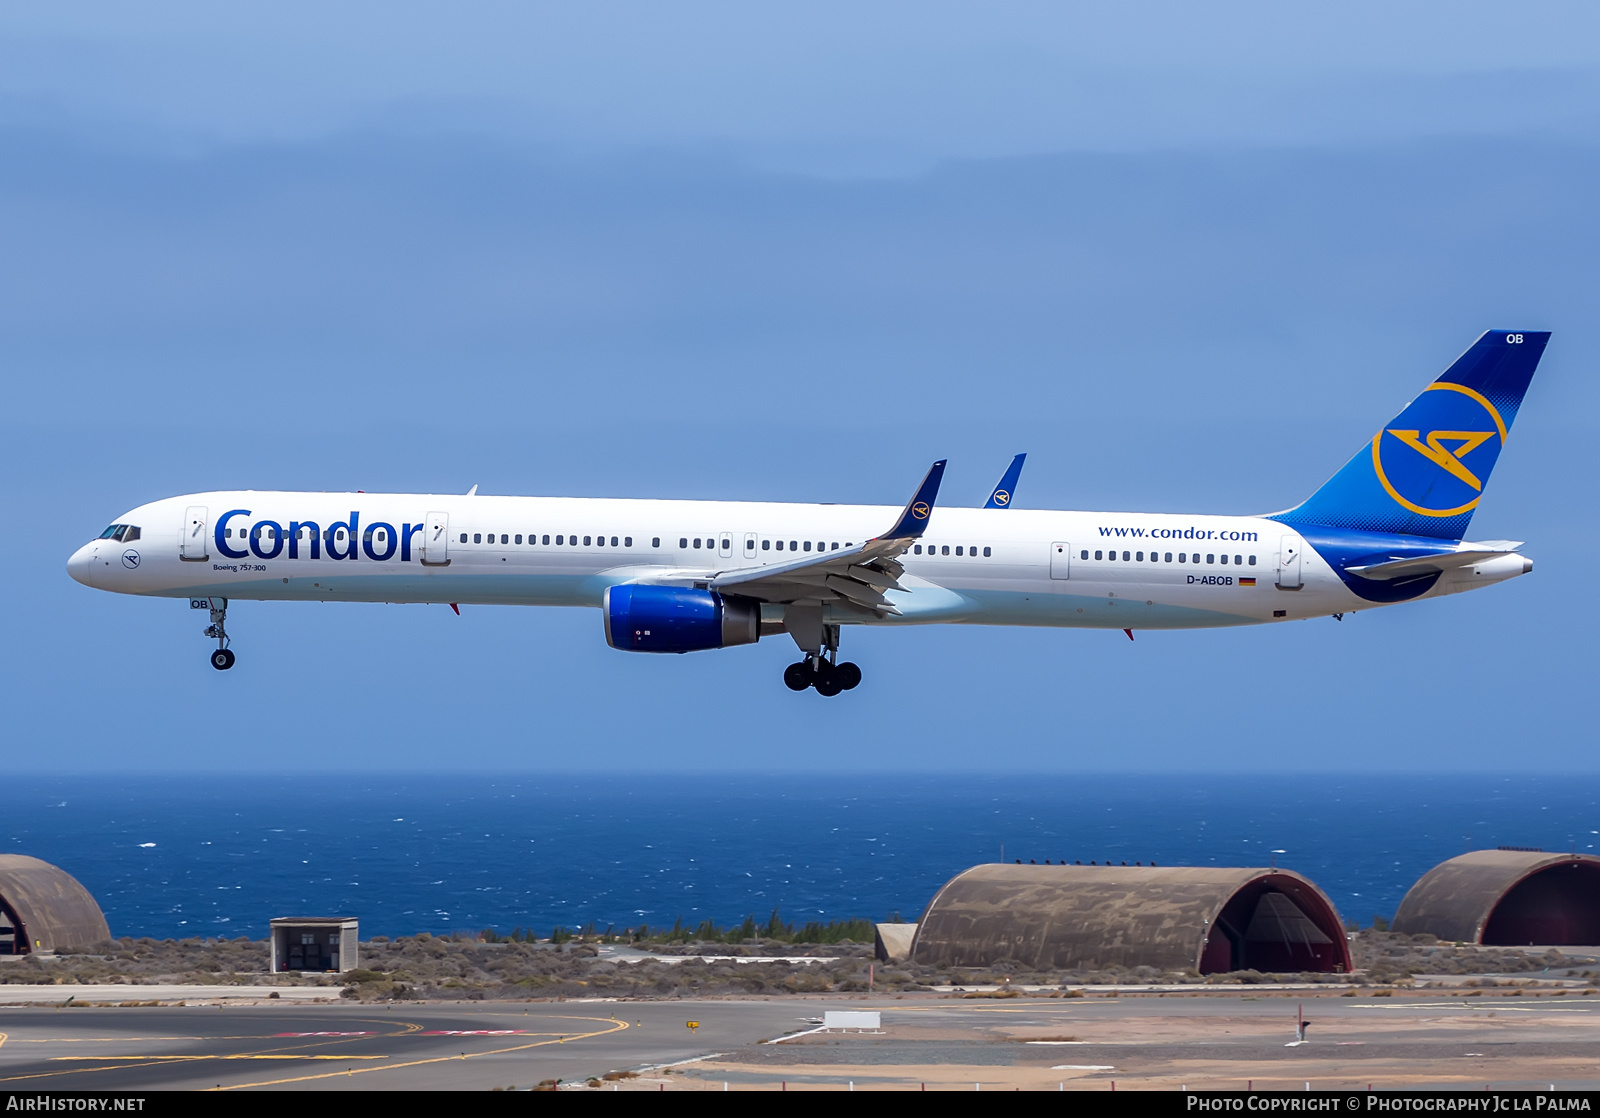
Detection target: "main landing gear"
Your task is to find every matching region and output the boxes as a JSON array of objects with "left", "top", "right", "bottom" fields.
[
  {"left": 204, "top": 598, "right": 235, "bottom": 671},
  {"left": 782, "top": 620, "right": 860, "bottom": 696},
  {"left": 784, "top": 656, "right": 862, "bottom": 696}
]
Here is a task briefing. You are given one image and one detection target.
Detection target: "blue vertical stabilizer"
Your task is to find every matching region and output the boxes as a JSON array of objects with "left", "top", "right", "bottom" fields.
[{"left": 1271, "top": 330, "right": 1548, "bottom": 540}]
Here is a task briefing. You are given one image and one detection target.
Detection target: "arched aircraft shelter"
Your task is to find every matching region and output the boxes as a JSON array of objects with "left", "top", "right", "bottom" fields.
[
  {"left": 0, "top": 854, "right": 111, "bottom": 954},
  {"left": 912, "top": 863, "right": 1351, "bottom": 974},
  {"left": 1394, "top": 850, "right": 1600, "bottom": 945}
]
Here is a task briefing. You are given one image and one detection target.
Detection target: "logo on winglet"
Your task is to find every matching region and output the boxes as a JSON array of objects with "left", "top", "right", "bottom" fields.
[
  {"left": 1372, "top": 383, "right": 1507, "bottom": 518},
  {"left": 912, "top": 502, "right": 930, "bottom": 519}
]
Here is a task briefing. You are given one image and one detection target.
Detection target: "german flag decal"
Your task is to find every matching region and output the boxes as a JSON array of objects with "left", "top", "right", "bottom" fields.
[{"left": 1239, "top": 577, "right": 1257, "bottom": 587}]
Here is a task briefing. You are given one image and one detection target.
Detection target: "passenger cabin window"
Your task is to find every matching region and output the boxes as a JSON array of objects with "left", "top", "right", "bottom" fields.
[
  {"left": 941, "top": 545, "right": 949, "bottom": 556},
  {"left": 542, "top": 535, "right": 550, "bottom": 545},
  {"left": 515, "top": 534, "right": 522, "bottom": 544},
  {"left": 652, "top": 537, "right": 660, "bottom": 547},
  {"left": 983, "top": 546, "right": 991, "bottom": 557},
  {"left": 1248, "top": 555, "right": 1256, "bottom": 565},
  {"left": 679, "top": 537, "right": 688, "bottom": 548},
  {"left": 1206, "top": 553, "right": 1215, "bottom": 564},
  {"left": 762, "top": 539, "right": 771, "bottom": 550}
]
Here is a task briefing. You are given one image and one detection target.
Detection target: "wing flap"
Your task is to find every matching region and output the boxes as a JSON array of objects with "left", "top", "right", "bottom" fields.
[{"left": 706, "top": 460, "right": 944, "bottom": 609}]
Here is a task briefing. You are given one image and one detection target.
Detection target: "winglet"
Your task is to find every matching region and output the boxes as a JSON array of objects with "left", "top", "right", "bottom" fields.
[
  {"left": 876, "top": 460, "right": 946, "bottom": 540},
  {"left": 984, "top": 453, "right": 1026, "bottom": 509}
]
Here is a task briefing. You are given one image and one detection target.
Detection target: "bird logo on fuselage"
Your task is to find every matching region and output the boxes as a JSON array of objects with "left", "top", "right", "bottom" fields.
[{"left": 1371, "top": 382, "right": 1506, "bottom": 518}]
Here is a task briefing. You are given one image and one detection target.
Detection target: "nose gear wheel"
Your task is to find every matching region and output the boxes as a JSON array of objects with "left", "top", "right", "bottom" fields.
[{"left": 203, "top": 598, "right": 235, "bottom": 669}]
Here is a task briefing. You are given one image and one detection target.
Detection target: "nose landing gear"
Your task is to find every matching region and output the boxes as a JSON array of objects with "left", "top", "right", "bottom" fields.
[{"left": 203, "top": 598, "right": 235, "bottom": 670}]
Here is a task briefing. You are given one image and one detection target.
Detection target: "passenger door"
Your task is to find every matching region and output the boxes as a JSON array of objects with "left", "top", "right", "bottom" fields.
[
  {"left": 421, "top": 511, "right": 451, "bottom": 566},
  {"left": 1277, "top": 535, "right": 1302, "bottom": 590},
  {"left": 180, "top": 506, "right": 209, "bottom": 561},
  {"left": 1050, "top": 542, "right": 1071, "bottom": 580}
]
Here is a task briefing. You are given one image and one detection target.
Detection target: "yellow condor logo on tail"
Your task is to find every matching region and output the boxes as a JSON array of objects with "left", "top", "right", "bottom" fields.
[
  {"left": 912, "top": 502, "right": 930, "bottom": 519},
  {"left": 1371, "top": 382, "right": 1507, "bottom": 518},
  {"left": 991, "top": 490, "right": 1011, "bottom": 506}
]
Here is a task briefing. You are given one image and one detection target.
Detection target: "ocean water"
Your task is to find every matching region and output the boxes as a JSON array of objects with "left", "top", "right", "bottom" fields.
[{"left": 1, "top": 774, "right": 1595, "bottom": 941}]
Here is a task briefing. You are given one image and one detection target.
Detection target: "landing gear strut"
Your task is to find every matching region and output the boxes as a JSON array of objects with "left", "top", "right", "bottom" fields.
[
  {"left": 783, "top": 622, "right": 861, "bottom": 696},
  {"left": 204, "top": 598, "right": 235, "bottom": 670}
]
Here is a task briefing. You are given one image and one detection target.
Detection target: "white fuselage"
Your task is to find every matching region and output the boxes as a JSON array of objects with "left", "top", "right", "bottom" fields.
[{"left": 67, "top": 491, "right": 1530, "bottom": 632}]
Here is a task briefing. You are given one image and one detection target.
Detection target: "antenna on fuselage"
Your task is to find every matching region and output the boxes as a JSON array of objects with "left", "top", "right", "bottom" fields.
[{"left": 466, "top": 484, "right": 478, "bottom": 496}]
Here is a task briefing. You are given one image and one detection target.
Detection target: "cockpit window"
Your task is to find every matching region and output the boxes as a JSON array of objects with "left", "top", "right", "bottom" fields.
[
  {"left": 122, "top": 526, "right": 140, "bottom": 542},
  {"left": 99, "top": 524, "right": 121, "bottom": 539},
  {"left": 98, "top": 524, "right": 142, "bottom": 542}
]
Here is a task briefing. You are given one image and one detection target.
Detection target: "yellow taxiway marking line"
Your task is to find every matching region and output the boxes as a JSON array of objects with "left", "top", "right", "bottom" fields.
[
  {"left": 52, "top": 1055, "right": 389, "bottom": 1062},
  {"left": 0, "top": 1019, "right": 423, "bottom": 1085},
  {"left": 213, "top": 1016, "right": 630, "bottom": 1090},
  {"left": 0, "top": 1033, "right": 6, "bottom": 1051},
  {"left": 12, "top": 1037, "right": 217, "bottom": 1043}
]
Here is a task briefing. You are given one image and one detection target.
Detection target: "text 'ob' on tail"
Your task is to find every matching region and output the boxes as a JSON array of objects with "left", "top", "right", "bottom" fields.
[{"left": 1272, "top": 330, "right": 1549, "bottom": 540}]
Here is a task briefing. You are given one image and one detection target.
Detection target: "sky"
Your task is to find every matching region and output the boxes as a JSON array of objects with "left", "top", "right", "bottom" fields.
[{"left": 4, "top": 2, "right": 1599, "bottom": 773}]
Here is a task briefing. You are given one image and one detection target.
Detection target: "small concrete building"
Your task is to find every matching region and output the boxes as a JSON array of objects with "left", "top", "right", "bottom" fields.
[
  {"left": 1393, "top": 850, "right": 1600, "bottom": 945},
  {"left": 912, "top": 863, "right": 1351, "bottom": 974},
  {"left": 874, "top": 922, "right": 917, "bottom": 963},
  {"left": 0, "top": 854, "right": 111, "bottom": 955},
  {"left": 270, "top": 917, "right": 359, "bottom": 973}
]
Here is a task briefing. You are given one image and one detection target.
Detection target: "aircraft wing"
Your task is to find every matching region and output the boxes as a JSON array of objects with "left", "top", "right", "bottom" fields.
[
  {"left": 1344, "top": 541, "right": 1524, "bottom": 581},
  {"left": 983, "top": 453, "right": 1026, "bottom": 509},
  {"left": 707, "top": 460, "right": 947, "bottom": 617}
]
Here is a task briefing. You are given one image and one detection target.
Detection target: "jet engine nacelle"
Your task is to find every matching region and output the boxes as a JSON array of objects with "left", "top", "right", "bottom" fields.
[{"left": 603, "top": 585, "right": 760, "bottom": 653}]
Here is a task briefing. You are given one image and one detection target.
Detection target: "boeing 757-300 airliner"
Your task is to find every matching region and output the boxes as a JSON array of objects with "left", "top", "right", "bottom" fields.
[{"left": 68, "top": 330, "right": 1546, "bottom": 694}]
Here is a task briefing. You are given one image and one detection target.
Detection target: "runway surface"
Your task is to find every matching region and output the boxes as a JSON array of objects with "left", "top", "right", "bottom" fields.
[{"left": 2, "top": 992, "right": 1598, "bottom": 1090}]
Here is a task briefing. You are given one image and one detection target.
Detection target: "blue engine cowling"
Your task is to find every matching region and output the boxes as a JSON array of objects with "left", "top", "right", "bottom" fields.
[{"left": 604, "top": 585, "right": 760, "bottom": 653}]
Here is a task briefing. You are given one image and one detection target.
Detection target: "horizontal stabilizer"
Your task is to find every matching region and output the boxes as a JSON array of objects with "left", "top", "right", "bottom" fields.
[{"left": 1345, "top": 542, "right": 1523, "bottom": 581}]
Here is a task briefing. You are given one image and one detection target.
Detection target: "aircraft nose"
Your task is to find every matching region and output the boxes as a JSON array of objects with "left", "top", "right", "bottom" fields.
[{"left": 67, "top": 543, "right": 97, "bottom": 588}]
